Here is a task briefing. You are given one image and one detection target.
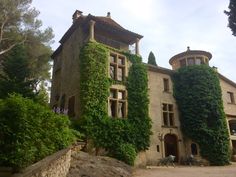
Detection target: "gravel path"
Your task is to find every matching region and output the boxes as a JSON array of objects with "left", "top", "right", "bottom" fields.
[{"left": 133, "top": 164, "right": 236, "bottom": 177}]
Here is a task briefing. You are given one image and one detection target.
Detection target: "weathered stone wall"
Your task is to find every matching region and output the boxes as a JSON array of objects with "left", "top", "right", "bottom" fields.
[
  {"left": 12, "top": 148, "right": 71, "bottom": 177},
  {"left": 220, "top": 78, "right": 236, "bottom": 116},
  {"left": 145, "top": 69, "right": 185, "bottom": 165}
]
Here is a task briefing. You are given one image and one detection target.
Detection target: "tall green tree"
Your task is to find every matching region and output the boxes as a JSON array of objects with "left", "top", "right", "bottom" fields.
[
  {"left": 147, "top": 51, "right": 157, "bottom": 66},
  {"left": 0, "top": 0, "right": 54, "bottom": 81},
  {"left": 0, "top": 45, "right": 36, "bottom": 99},
  {"left": 225, "top": 0, "right": 236, "bottom": 36}
]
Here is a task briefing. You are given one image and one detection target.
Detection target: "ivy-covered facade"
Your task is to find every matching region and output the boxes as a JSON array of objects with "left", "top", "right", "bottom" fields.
[{"left": 51, "top": 10, "right": 236, "bottom": 166}]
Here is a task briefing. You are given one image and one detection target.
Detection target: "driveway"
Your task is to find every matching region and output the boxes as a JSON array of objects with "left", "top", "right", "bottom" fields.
[{"left": 133, "top": 164, "right": 236, "bottom": 177}]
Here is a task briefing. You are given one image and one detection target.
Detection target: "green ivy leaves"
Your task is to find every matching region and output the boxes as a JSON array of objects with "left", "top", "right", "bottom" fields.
[{"left": 173, "top": 65, "right": 230, "bottom": 165}]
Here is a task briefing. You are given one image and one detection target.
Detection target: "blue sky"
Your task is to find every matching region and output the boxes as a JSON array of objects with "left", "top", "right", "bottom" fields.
[{"left": 32, "top": 0, "right": 236, "bottom": 82}]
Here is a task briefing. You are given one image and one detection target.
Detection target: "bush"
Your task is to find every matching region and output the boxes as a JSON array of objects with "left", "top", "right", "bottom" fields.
[
  {"left": 113, "top": 143, "right": 137, "bottom": 165},
  {"left": 0, "top": 94, "right": 76, "bottom": 170}
]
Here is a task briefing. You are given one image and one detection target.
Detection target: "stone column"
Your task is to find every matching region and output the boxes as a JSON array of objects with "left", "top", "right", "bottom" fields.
[
  {"left": 135, "top": 38, "right": 140, "bottom": 56},
  {"left": 89, "top": 20, "right": 96, "bottom": 41}
]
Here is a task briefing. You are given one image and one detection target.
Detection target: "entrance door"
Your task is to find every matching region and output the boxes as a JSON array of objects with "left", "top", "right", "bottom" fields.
[{"left": 164, "top": 134, "right": 178, "bottom": 161}]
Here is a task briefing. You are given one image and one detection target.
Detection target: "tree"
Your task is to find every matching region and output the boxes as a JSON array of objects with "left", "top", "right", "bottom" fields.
[
  {"left": 0, "top": 45, "right": 36, "bottom": 99},
  {"left": 225, "top": 0, "right": 236, "bottom": 36},
  {"left": 0, "top": 0, "right": 54, "bottom": 81},
  {"left": 147, "top": 51, "right": 157, "bottom": 66}
]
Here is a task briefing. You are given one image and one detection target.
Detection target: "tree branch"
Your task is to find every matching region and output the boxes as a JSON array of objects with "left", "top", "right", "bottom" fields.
[{"left": 0, "top": 37, "right": 26, "bottom": 56}]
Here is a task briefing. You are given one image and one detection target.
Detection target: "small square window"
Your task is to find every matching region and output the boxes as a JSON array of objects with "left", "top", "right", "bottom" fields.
[
  {"left": 163, "top": 104, "right": 168, "bottom": 111},
  {"left": 196, "top": 57, "right": 203, "bottom": 65},
  {"left": 227, "top": 92, "right": 235, "bottom": 104},
  {"left": 117, "top": 67, "right": 124, "bottom": 81},
  {"left": 168, "top": 104, "right": 173, "bottom": 112},
  {"left": 110, "top": 65, "right": 115, "bottom": 79},
  {"left": 118, "top": 57, "right": 125, "bottom": 65},
  {"left": 163, "top": 78, "right": 169, "bottom": 92},
  {"left": 118, "top": 91, "right": 125, "bottom": 100},
  {"left": 163, "top": 112, "right": 168, "bottom": 126},
  {"left": 110, "top": 55, "right": 116, "bottom": 63},
  {"left": 110, "top": 89, "right": 116, "bottom": 98},
  {"left": 187, "top": 57, "right": 195, "bottom": 65},
  {"left": 180, "top": 59, "right": 186, "bottom": 67}
]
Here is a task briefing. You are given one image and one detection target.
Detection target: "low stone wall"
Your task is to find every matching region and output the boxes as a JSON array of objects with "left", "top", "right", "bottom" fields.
[{"left": 12, "top": 148, "right": 71, "bottom": 177}]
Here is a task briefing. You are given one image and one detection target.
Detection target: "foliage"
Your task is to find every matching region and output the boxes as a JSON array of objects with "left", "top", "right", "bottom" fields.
[
  {"left": 172, "top": 65, "right": 230, "bottom": 165},
  {"left": 126, "top": 55, "right": 152, "bottom": 151},
  {"left": 225, "top": 0, "right": 236, "bottom": 36},
  {"left": 79, "top": 42, "right": 151, "bottom": 165},
  {"left": 0, "top": 0, "right": 54, "bottom": 81},
  {"left": 113, "top": 143, "right": 137, "bottom": 165},
  {"left": 0, "top": 45, "right": 36, "bottom": 99},
  {"left": 147, "top": 51, "right": 157, "bottom": 66},
  {"left": 79, "top": 41, "right": 109, "bottom": 137},
  {"left": 0, "top": 94, "right": 76, "bottom": 170},
  {"left": 34, "top": 81, "right": 49, "bottom": 106}
]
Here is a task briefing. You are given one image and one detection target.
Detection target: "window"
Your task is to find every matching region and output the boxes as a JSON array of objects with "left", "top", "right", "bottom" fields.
[
  {"left": 68, "top": 96, "right": 75, "bottom": 117},
  {"left": 227, "top": 91, "right": 235, "bottom": 104},
  {"left": 109, "top": 53, "right": 126, "bottom": 81},
  {"left": 191, "top": 143, "right": 198, "bottom": 155},
  {"left": 163, "top": 78, "right": 170, "bottom": 92},
  {"left": 195, "top": 57, "right": 203, "bottom": 65},
  {"left": 187, "top": 57, "right": 195, "bottom": 66},
  {"left": 180, "top": 59, "right": 186, "bottom": 67},
  {"left": 162, "top": 103, "right": 174, "bottom": 126},
  {"left": 108, "top": 89, "right": 126, "bottom": 118}
]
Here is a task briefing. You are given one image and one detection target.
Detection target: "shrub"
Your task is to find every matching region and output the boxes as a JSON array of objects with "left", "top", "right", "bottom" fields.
[
  {"left": 113, "top": 143, "right": 137, "bottom": 165},
  {"left": 0, "top": 94, "right": 76, "bottom": 170}
]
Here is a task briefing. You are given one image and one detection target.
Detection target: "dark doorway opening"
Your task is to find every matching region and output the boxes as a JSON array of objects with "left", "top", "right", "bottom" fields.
[{"left": 164, "top": 134, "right": 178, "bottom": 162}]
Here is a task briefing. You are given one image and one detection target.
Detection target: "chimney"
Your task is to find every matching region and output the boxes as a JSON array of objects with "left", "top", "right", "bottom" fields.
[
  {"left": 107, "top": 12, "right": 111, "bottom": 18},
  {"left": 72, "top": 10, "right": 83, "bottom": 23}
]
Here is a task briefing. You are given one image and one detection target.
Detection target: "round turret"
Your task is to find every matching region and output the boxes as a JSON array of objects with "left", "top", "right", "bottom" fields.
[{"left": 169, "top": 47, "right": 212, "bottom": 70}]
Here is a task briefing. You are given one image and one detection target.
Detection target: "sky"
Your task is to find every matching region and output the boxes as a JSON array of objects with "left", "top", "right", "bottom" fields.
[{"left": 32, "top": 0, "right": 236, "bottom": 82}]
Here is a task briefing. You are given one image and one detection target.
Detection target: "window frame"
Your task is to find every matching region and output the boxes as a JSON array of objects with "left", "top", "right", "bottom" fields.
[
  {"left": 163, "top": 78, "right": 170, "bottom": 92},
  {"left": 162, "top": 103, "right": 175, "bottom": 127},
  {"left": 109, "top": 53, "right": 126, "bottom": 81},
  {"left": 227, "top": 91, "right": 235, "bottom": 104},
  {"left": 109, "top": 88, "right": 127, "bottom": 118}
]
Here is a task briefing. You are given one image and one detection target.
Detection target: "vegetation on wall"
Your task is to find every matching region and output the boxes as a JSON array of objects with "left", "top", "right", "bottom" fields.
[
  {"left": 172, "top": 65, "right": 230, "bottom": 165},
  {"left": 79, "top": 42, "right": 151, "bottom": 165},
  {"left": 79, "top": 41, "right": 109, "bottom": 140},
  {"left": 126, "top": 54, "right": 152, "bottom": 151}
]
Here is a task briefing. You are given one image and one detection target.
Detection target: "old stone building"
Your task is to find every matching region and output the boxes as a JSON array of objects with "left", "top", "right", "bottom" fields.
[{"left": 50, "top": 10, "right": 236, "bottom": 165}]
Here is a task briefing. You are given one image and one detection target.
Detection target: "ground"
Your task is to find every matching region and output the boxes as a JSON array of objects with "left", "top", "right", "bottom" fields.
[
  {"left": 67, "top": 151, "right": 132, "bottom": 177},
  {"left": 133, "top": 164, "right": 236, "bottom": 177}
]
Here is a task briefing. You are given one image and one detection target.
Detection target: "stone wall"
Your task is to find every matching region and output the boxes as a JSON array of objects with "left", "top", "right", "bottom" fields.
[{"left": 12, "top": 148, "right": 71, "bottom": 177}]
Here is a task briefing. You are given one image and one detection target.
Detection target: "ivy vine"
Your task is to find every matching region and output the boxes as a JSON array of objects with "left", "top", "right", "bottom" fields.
[
  {"left": 79, "top": 41, "right": 151, "bottom": 164},
  {"left": 172, "top": 65, "right": 230, "bottom": 165}
]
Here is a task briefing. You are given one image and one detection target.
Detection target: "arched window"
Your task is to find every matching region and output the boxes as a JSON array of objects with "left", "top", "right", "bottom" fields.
[{"left": 191, "top": 143, "right": 198, "bottom": 155}]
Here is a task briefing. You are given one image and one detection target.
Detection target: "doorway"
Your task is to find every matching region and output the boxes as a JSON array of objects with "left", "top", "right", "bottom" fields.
[{"left": 164, "top": 134, "right": 178, "bottom": 161}]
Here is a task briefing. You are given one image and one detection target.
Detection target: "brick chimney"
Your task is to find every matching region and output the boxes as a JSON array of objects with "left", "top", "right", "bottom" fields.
[{"left": 72, "top": 10, "right": 83, "bottom": 23}]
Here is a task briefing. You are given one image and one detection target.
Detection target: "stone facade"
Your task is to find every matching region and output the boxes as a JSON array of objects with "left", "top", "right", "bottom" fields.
[{"left": 51, "top": 10, "right": 236, "bottom": 166}]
